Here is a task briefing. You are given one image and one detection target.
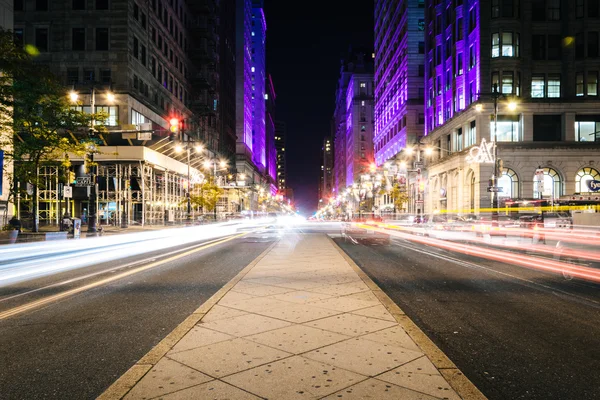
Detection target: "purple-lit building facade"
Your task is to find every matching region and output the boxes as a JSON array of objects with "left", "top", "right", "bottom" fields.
[
  {"left": 374, "top": 0, "right": 425, "bottom": 166},
  {"left": 333, "top": 50, "right": 375, "bottom": 194},
  {"left": 251, "top": 0, "right": 267, "bottom": 174},
  {"left": 235, "top": 0, "right": 257, "bottom": 182},
  {"left": 423, "top": 0, "right": 600, "bottom": 213}
]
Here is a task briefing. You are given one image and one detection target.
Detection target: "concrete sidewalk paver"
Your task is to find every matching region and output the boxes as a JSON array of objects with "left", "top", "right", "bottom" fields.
[{"left": 118, "top": 234, "right": 478, "bottom": 399}]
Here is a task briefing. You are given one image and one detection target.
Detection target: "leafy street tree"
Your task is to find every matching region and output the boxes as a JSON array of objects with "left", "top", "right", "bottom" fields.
[
  {"left": 189, "top": 175, "right": 223, "bottom": 218},
  {"left": 389, "top": 183, "right": 409, "bottom": 213},
  {"left": 0, "top": 28, "right": 107, "bottom": 232}
]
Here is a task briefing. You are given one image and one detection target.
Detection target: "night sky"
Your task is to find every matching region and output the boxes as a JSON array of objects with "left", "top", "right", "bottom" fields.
[{"left": 263, "top": 1, "right": 374, "bottom": 215}]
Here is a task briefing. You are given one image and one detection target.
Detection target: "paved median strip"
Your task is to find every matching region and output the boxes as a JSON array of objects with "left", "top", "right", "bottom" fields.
[{"left": 100, "top": 233, "right": 487, "bottom": 400}]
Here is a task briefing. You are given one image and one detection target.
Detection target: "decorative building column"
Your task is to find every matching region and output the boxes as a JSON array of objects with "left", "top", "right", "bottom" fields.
[
  {"left": 564, "top": 113, "right": 576, "bottom": 141},
  {"left": 522, "top": 113, "right": 533, "bottom": 141}
]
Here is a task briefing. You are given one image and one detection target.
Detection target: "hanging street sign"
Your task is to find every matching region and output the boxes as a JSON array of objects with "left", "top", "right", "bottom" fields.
[
  {"left": 63, "top": 186, "right": 73, "bottom": 198},
  {"left": 465, "top": 138, "right": 495, "bottom": 164},
  {"left": 487, "top": 186, "right": 503, "bottom": 193}
]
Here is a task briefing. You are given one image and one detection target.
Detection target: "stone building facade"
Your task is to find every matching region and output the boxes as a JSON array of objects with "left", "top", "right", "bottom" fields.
[{"left": 423, "top": 0, "right": 600, "bottom": 214}]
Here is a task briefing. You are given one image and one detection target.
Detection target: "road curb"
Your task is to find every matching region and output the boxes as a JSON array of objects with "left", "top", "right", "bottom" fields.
[
  {"left": 328, "top": 236, "right": 487, "bottom": 400},
  {"left": 97, "top": 238, "right": 279, "bottom": 400}
]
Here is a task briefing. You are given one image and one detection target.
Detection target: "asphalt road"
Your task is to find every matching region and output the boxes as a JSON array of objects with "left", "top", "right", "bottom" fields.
[
  {"left": 334, "top": 236, "right": 600, "bottom": 400},
  {"left": 0, "top": 229, "right": 277, "bottom": 399}
]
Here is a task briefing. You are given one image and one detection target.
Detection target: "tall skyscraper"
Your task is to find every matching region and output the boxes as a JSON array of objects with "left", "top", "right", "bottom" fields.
[
  {"left": 320, "top": 136, "right": 334, "bottom": 205},
  {"left": 251, "top": 0, "right": 266, "bottom": 172},
  {"left": 332, "top": 48, "right": 375, "bottom": 193},
  {"left": 274, "top": 120, "right": 286, "bottom": 191},
  {"left": 235, "top": 0, "right": 254, "bottom": 178},
  {"left": 423, "top": 0, "right": 600, "bottom": 213},
  {"left": 219, "top": 0, "right": 237, "bottom": 162},
  {"left": 13, "top": 0, "right": 227, "bottom": 225},
  {"left": 374, "top": 0, "right": 425, "bottom": 166}
]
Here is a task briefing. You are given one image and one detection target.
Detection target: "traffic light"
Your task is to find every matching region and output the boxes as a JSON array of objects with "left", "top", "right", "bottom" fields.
[
  {"left": 69, "top": 171, "right": 76, "bottom": 184},
  {"left": 169, "top": 118, "right": 179, "bottom": 141},
  {"left": 418, "top": 176, "right": 425, "bottom": 192}
]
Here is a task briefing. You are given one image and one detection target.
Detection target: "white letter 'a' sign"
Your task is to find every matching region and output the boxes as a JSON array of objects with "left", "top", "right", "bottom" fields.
[{"left": 465, "top": 138, "right": 495, "bottom": 164}]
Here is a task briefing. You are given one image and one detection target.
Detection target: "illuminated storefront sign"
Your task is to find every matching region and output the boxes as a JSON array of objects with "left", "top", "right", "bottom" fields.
[{"left": 465, "top": 138, "right": 495, "bottom": 164}]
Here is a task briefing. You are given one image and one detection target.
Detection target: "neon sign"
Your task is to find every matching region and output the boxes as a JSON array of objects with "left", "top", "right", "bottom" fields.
[{"left": 465, "top": 138, "right": 495, "bottom": 164}]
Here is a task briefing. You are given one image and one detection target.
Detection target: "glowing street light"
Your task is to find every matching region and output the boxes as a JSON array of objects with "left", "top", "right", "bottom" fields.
[{"left": 69, "top": 91, "right": 79, "bottom": 102}]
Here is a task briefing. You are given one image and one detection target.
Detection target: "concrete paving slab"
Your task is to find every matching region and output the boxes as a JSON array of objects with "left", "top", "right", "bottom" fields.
[
  {"left": 253, "top": 302, "right": 342, "bottom": 323},
  {"left": 222, "top": 355, "right": 367, "bottom": 400},
  {"left": 167, "top": 326, "right": 235, "bottom": 355},
  {"left": 168, "top": 337, "right": 291, "bottom": 378},
  {"left": 308, "top": 281, "right": 371, "bottom": 296},
  {"left": 199, "top": 313, "right": 292, "bottom": 337},
  {"left": 216, "top": 291, "right": 256, "bottom": 307},
  {"left": 349, "top": 304, "right": 398, "bottom": 322},
  {"left": 123, "top": 358, "right": 212, "bottom": 400},
  {"left": 321, "top": 378, "right": 443, "bottom": 400},
  {"left": 378, "top": 357, "right": 462, "bottom": 400},
  {"left": 157, "top": 379, "right": 262, "bottom": 400},
  {"left": 360, "top": 325, "right": 424, "bottom": 353},
  {"left": 304, "top": 313, "right": 397, "bottom": 337},
  {"left": 269, "top": 289, "right": 335, "bottom": 304},
  {"left": 231, "top": 282, "right": 295, "bottom": 297},
  {"left": 306, "top": 296, "right": 378, "bottom": 313},
  {"left": 245, "top": 324, "right": 351, "bottom": 354},
  {"left": 223, "top": 296, "right": 294, "bottom": 313},
  {"left": 303, "top": 337, "right": 423, "bottom": 377},
  {"left": 200, "top": 305, "right": 248, "bottom": 323}
]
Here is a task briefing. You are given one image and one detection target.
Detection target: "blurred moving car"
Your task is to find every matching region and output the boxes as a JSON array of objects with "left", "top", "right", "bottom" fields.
[{"left": 342, "top": 216, "right": 390, "bottom": 245}]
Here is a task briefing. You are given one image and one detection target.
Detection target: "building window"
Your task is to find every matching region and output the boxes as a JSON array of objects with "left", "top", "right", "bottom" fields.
[
  {"left": 576, "top": 167, "right": 600, "bottom": 192},
  {"left": 498, "top": 168, "right": 519, "bottom": 199},
  {"left": 492, "top": 0, "right": 500, "bottom": 18},
  {"left": 96, "top": 0, "right": 108, "bottom": 9},
  {"left": 73, "top": 0, "right": 85, "bottom": 10},
  {"left": 547, "top": 0, "right": 560, "bottom": 20},
  {"left": 588, "top": 72, "right": 599, "bottom": 95},
  {"left": 456, "top": 128, "right": 463, "bottom": 151},
  {"left": 493, "top": 115, "right": 520, "bottom": 142},
  {"left": 133, "top": 36, "right": 138, "bottom": 58},
  {"left": 35, "top": 28, "right": 48, "bottom": 52},
  {"left": 547, "top": 35, "right": 561, "bottom": 59},
  {"left": 547, "top": 75, "right": 561, "bottom": 97},
  {"left": 133, "top": 2, "right": 139, "bottom": 20},
  {"left": 575, "top": 119, "right": 600, "bottom": 141},
  {"left": 577, "top": 0, "right": 584, "bottom": 18},
  {"left": 532, "top": 0, "right": 545, "bottom": 21},
  {"left": 100, "top": 69, "right": 111, "bottom": 83},
  {"left": 492, "top": 71, "right": 499, "bottom": 92},
  {"left": 591, "top": 1, "right": 600, "bottom": 17},
  {"left": 469, "top": 45, "right": 475, "bottom": 68},
  {"left": 516, "top": 72, "right": 521, "bottom": 96},
  {"left": 469, "top": 6, "right": 476, "bottom": 32},
  {"left": 96, "top": 106, "right": 118, "bottom": 126},
  {"left": 502, "top": 71, "right": 514, "bottom": 94},
  {"left": 492, "top": 33, "right": 500, "bottom": 57},
  {"left": 418, "top": 41, "right": 424, "bottom": 54},
  {"left": 96, "top": 28, "right": 109, "bottom": 51},
  {"left": 532, "top": 35, "right": 545, "bottom": 60},
  {"left": 467, "top": 120, "right": 476, "bottom": 147},
  {"left": 502, "top": 32, "right": 514, "bottom": 56},
  {"left": 576, "top": 32, "right": 584, "bottom": 58},
  {"left": 457, "top": 54, "right": 463, "bottom": 75},
  {"left": 83, "top": 68, "right": 94, "bottom": 82},
  {"left": 141, "top": 13, "right": 147, "bottom": 29},
  {"left": 67, "top": 68, "right": 79, "bottom": 84},
  {"left": 577, "top": 72, "right": 584, "bottom": 96},
  {"left": 456, "top": 18, "right": 463, "bottom": 40},
  {"left": 533, "top": 168, "right": 562, "bottom": 199},
  {"left": 531, "top": 75, "right": 545, "bottom": 98},
  {"left": 589, "top": 32, "right": 599, "bottom": 57},
  {"left": 72, "top": 28, "right": 85, "bottom": 51},
  {"left": 36, "top": 0, "right": 48, "bottom": 11}
]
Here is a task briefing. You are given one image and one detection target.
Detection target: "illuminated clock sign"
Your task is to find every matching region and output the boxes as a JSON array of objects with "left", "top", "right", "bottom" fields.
[{"left": 465, "top": 138, "right": 495, "bottom": 164}]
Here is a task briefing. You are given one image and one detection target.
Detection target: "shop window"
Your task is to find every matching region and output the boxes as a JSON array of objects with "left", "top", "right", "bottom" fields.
[
  {"left": 493, "top": 115, "right": 520, "bottom": 142},
  {"left": 533, "top": 168, "right": 562, "bottom": 199},
  {"left": 576, "top": 167, "right": 600, "bottom": 192},
  {"left": 498, "top": 168, "right": 519, "bottom": 199}
]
